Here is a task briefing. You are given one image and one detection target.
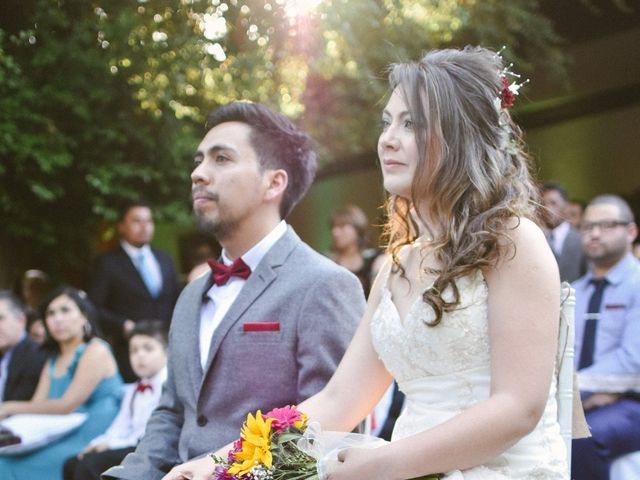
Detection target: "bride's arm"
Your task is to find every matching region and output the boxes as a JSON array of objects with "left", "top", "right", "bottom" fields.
[
  {"left": 330, "top": 218, "right": 561, "bottom": 480},
  {"left": 299, "top": 260, "right": 395, "bottom": 430}
]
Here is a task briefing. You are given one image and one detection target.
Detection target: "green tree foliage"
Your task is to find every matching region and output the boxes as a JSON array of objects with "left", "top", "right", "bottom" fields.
[{"left": 0, "top": 0, "right": 564, "bottom": 283}]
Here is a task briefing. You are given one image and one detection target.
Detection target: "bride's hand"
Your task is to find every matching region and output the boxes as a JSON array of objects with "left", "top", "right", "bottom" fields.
[
  {"left": 161, "top": 455, "right": 216, "bottom": 480},
  {"left": 327, "top": 447, "right": 393, "bottom": 480}
]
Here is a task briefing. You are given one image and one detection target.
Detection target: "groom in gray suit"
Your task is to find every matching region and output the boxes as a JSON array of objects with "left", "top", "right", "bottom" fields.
[{"left": 103, "top": 102, "right": 365, "bottom": 480}]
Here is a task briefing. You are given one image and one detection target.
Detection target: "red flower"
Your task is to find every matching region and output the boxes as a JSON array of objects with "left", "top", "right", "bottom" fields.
[{"left": 499, "top": 76, "right": 516, "bottom": 109}]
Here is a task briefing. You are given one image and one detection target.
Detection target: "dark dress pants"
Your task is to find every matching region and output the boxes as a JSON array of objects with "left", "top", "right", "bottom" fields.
[
  {"left": 63, "top": 447, "right": 135, "bottom": 480},
  {"left": 571, "top": 398, "right": 640, "bottom": 480}
]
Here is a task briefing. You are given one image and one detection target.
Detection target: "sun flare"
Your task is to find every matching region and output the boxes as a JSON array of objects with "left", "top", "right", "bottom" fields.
[{"left": 284, "top": 0, "right": 322, "bottom": 18}]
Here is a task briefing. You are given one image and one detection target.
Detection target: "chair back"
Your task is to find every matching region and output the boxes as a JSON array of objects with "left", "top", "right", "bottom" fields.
[{"left": 556, "top": 282, "right": 576, "bottom": 467}]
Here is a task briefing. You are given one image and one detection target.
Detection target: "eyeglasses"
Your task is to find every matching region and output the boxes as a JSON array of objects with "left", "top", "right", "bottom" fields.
[{"left": 579, "top": 220, "right": 630, "bottom": 233}]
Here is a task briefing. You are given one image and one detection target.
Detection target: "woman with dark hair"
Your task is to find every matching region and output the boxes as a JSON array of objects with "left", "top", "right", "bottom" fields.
[
  {"left": 329, "top": 205, "right": 383, "bottom": 296},
  {"left": 0, "top": 287, "right": 122, "bottom": 480}
]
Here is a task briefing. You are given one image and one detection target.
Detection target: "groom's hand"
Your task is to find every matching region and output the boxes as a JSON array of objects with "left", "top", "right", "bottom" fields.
[{"left": 161, "top": 455, "right": 216, "bottom": 480}]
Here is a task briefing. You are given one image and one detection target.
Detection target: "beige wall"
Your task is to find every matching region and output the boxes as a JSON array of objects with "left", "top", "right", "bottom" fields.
[
  {"left": 529, "top": 27, "right": 640, "bottom": 201},
  {"left": 289, "top": 168, "right": 386, "bottom": 252},
  {"left": 529, "top": 103, "right": 640, "bottom": 201}
]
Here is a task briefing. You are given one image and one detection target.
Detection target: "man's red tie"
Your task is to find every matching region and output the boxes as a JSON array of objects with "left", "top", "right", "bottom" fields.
[
  {"left": 135, "top": 381, "right": 153, "bottom": 393},
  {"left": 207, "top": 257, "right": 252, "bottom": 286}
]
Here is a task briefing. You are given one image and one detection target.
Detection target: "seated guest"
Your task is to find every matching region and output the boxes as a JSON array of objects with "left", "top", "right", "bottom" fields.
[
  {"left": 572, "top": 195, "right": 640, "bottom": 480},
  {"left": 0, "top": 290, "right": 47, "bottom": 401},
  {"left": 327, "top": 207, "right": 402, "bottom": 437},
  {"left": 62, "top": 320, "right": 168, "bottom": 480},
  {"left": 0, "top": 287, "right": 123, "bottom": 480},
  {"left": 328, "top": 204, "right": 383, "bottom": 296}
]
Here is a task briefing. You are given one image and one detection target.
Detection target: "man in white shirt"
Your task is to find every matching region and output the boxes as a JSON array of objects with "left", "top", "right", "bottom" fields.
[
  {"left": 571, "top": 195, "right": 640, "bottom": 480},
  {"left": 104, "top": 102, "right": 365, "bottom": 480}
]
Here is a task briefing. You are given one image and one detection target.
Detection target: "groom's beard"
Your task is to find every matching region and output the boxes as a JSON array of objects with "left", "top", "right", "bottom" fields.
[
  {"left": 194, "top": 197, "right": 239, "bottom": 242},
  {"left": 196, "top": 213, "right": 239, "bottom": 242}
]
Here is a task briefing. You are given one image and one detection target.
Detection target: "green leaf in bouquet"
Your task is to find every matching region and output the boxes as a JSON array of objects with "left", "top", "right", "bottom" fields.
[{"left": 276, "top": 432, "right": 306, "bottom": 444}]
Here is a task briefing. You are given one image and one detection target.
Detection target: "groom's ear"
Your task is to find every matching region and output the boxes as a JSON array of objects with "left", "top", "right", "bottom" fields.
[{"left": 263, "top": 169, "right": 288, "bottom": 204}]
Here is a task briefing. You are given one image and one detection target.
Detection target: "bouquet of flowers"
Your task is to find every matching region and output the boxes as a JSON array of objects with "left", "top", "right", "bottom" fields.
[{"left": 210, "top": 405, "right": 440, "bottom": 480}]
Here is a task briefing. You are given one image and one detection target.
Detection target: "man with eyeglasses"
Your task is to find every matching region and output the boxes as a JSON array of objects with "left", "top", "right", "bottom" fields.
[{"left": 571, "top": 194, "right": 640, "bottom": 480}]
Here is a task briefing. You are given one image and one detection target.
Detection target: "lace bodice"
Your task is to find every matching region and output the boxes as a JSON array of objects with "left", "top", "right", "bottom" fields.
[
  {"left": 369, "top": 268, "right": 568, "bottom": 478},
  {"left": 371, "top": 270, "right": 490, "bottom": 383}
]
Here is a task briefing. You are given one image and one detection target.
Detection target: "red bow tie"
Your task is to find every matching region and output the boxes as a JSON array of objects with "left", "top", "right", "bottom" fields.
[
  {"left": 207, "top": 257, "right": 252, "bottom": 286},
  {"left": 135, "top": 381, "right": 153, "bottom": 393}
]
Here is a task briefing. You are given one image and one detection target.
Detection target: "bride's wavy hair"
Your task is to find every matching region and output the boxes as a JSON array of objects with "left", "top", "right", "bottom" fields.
[{"left": 382, "top": 46, "right": 539, "bottom": 326}]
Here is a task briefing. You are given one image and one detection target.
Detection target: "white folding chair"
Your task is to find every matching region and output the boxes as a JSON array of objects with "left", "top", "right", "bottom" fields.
[{"left": 556, "top": 282, "right": 576, "bottom": 468}]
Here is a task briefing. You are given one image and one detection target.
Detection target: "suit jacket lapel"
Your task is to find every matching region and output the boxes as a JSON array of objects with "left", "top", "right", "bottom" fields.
[
  {"left": 199, "top": 228, "right": 299, "bottom": 386},
  {"left": 180, "top": 274, "right": 210, "bottom": 390}
]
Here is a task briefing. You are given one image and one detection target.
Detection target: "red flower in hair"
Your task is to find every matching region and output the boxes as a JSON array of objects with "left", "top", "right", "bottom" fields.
[{"left": 499, "top": 76, "right": 516, "bottom": 109}]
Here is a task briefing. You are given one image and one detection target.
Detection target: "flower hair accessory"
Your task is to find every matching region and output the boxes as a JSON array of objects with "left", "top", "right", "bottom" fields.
[{"left": 496, "top": 47, "right": 529, "bottom": 110}]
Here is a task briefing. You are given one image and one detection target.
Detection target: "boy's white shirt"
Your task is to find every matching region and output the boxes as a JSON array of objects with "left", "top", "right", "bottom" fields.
[{"left": 88, "top": 366, "right": 168, "bottom": 450}]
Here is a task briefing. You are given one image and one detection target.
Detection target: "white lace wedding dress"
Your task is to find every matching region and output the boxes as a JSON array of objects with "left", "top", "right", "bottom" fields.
[{"left": 370, "top": 270, "right": 568, "bottom": 479}]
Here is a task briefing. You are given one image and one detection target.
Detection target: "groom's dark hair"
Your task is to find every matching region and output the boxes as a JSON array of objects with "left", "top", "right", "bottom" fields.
[{"left": 206, "top": 102, "right": 317, "bottom": 219}]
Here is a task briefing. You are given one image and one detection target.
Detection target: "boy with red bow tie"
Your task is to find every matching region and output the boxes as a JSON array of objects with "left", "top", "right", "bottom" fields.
[{"left": 62, "top": 321, "right": 168, "bottom": 480}]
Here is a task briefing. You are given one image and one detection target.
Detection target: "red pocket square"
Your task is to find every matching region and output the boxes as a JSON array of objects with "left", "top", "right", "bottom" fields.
[
  {"left": 243, "top": 322, "right": 280, "bottom": 332},
  {"left": 605, "top": 304, "right": 626, "bottom": 310}
]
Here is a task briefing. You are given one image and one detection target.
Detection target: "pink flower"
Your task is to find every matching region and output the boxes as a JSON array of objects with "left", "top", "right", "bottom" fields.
[
  {"left": 227, "top": 438, "right": 243, "bottom": 463},
  {"left": 213, "top": 464, "right": 236, "bottom": 480},
  {"left": 264, "top": 405, "right": 303, "bottom": 432}
]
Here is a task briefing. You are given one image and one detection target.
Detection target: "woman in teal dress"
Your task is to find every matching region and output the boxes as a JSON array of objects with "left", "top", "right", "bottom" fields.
[{"left": 0, "top": 286, "right": 122, "bottom": 480}]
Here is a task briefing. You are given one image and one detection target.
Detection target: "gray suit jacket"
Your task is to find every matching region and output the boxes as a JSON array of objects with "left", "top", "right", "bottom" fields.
[
  {"left": 556, "top": 227, "right": 587, "bottom": 283},
  {"left": 104, "top": 227, "right": 365, "bottom": 479}
]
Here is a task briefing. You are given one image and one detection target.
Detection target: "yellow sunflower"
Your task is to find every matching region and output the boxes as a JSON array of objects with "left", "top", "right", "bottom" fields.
[{"left": 228, "top": 411, "right": 274, "bottom": 475}]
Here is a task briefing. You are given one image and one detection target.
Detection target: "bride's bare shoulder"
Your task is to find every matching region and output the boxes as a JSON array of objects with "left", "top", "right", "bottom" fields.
[{"left": 493, "top": 216, "right": 558, "bottom": 278}]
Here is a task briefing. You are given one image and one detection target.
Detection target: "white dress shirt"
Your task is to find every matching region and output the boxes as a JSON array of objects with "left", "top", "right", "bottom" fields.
[
  {"left": 121, "top": 241, "right": 163, "bottom": 294},
  {"left": 198, "top": 221, "right": 287, "bottom": 370},
  {"left": 88, "top": 367, "right": 167, "bottom": 449}
]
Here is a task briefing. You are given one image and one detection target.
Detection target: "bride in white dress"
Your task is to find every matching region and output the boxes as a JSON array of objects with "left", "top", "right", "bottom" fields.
[
  {"left": 164, "top": 46, "right": 568, "bottom": 480},
  {"left": 300, "top": 46, "right": 568, "bottom": 479}
]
